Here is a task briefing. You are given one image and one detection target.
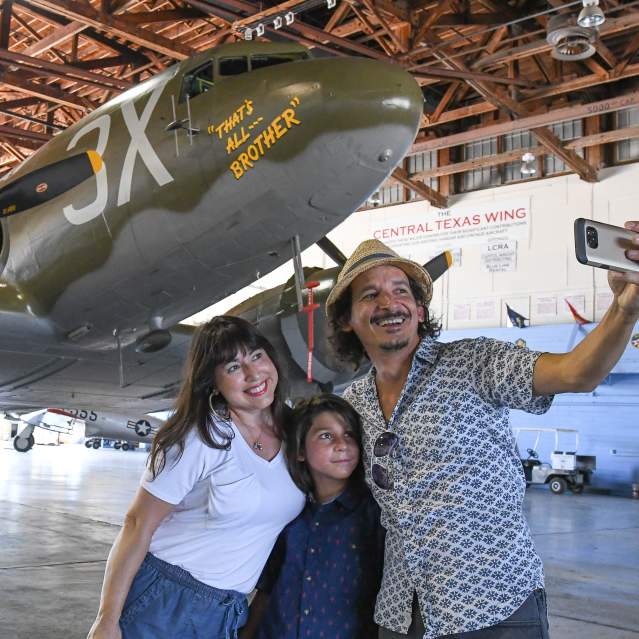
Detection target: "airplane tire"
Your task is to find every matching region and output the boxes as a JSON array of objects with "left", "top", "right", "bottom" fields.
[
  {"left": 121, "top": 443, "right": 130, "bottom": 451},
  {"left": 569, "top": 484, "right": 584, "bottom": 494},
  {"left": 85, "top": 440, "right": 92, "bottom": 448},
  {"left": 549, "top": 477, "right": 567, "bottom": 495},
  {"left": 114, "top": 442, "right": 121, "bottom": 450},
  {"left": 92, "top": 440, "right": 101, "bottom": 449},
  {"left": 13, "top": 436, "right": 34, "bottom": 453}
]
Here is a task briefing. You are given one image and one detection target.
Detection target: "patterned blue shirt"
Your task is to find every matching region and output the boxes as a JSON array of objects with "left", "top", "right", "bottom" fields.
[
  {"left": 343, "top": 337, "right": 553, "bottom": 638},
  {"left": 256, "top": 483, "right": 384, "bottom": 639}
]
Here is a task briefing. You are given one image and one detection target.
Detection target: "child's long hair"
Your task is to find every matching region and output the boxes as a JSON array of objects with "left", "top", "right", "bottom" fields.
[
  {"left": 149, "top": 316, "right": 288, "bottom": 479},
  {"left": 285, "top": 393, "right": 365, "bottom": 495}
]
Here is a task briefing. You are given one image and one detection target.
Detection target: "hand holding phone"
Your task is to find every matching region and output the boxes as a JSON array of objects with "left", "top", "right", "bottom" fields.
[{"left": 574, "top": 218, "right": 639, "bottom": 274}]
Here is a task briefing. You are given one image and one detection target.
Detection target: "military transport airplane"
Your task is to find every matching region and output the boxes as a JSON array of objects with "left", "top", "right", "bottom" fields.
[{"left": 0, "top": 40, "right": 423, "bottom": 440}]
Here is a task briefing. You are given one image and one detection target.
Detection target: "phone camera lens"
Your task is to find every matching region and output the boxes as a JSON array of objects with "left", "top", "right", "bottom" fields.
[{"left": 586, "top": 226, "right": 598, "bottom": 249}]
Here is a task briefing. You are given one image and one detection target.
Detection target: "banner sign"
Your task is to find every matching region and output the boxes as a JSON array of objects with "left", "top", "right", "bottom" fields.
[{"left": 370, "top": 198, "right": 530, "bottom": 262}]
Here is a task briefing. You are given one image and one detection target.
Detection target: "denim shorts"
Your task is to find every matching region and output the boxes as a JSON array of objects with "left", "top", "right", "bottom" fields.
[
  {"left": 379, "top": 589, "right": 550, "bottom": 639},
  {"left": 119, "top": 553, "right": 248, "bottom": 639}
]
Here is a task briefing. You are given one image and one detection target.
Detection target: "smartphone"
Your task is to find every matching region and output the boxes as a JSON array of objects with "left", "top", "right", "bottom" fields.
[{"left": 574, "top": 218, "right": 639, "bottom": 274}]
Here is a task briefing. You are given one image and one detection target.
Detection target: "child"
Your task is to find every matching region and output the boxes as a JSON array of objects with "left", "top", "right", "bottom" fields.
[{"left": 241, "top": 393, "right": 385, "bottom": 639}]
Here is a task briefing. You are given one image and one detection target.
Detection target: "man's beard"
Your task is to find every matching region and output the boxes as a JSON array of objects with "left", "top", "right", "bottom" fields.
[{"left": 379, "top": 338, "right": 410, "bottom": 352}]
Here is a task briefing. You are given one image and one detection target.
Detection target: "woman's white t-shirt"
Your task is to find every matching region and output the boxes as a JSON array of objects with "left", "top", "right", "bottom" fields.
[{"left": 140, "top": 419, "right": 305, "bottom": 594}]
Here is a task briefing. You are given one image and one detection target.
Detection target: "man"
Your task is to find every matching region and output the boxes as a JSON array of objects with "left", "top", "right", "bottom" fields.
[{"left": 325, "top": 227, "right": 639, "bottom": 639}]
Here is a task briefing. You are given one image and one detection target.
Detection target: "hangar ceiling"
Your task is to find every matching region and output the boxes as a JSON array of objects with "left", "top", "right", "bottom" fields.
[{"left": 2, "top": 0, "right": 639, "bottom": 208}]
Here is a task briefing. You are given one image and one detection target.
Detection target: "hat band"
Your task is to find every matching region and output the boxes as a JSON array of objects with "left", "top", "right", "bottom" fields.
[{"left": 343, "top": 252, "right": 398, "bottom": 277}]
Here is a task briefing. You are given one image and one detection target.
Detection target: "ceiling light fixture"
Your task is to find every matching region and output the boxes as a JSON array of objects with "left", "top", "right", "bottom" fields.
[
  {"left": 367, "top": 190, "right": 382, "bottom": 207},
  {"left": 520, "top": 152, "right": 537, "bottom": 175},
  {"left": 255, "top": 23, "right": 265, "bottom": 37},
  {"left": 285, "top": 11, "right": 295, "bottom": 25},
  {"left": 244, "top": 28, "right": 253, "bottom": 40},
  {"left": 273, "top": 16, "right": 283, "bottom": 29},
  {"left": 577, "top": 0, "right": 605, "bottom": 28}
]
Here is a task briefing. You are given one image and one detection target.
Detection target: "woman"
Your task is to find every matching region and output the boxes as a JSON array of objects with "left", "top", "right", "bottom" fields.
[{"left": 87, "top": 316, "right": 306, "bottom": 639}]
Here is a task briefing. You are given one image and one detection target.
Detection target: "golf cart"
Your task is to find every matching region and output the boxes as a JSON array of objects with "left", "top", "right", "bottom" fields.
[{"left": 513, "top": 428, "right": 596, "bottom": 495}]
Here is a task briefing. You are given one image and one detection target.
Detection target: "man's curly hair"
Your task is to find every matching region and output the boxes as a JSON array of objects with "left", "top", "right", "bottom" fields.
[{"left": 328, "top": 273, "right": 441, "bottom": 370}]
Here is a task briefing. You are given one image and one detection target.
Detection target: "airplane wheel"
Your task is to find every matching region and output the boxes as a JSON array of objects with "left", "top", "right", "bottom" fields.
[
  {"left": 569, "top": 484, "right": 584, "bottom": 494},
  {"left": 549, "top": 477, "right": 567, "bottom": 494},
  {"left": 85, "top": 440, "right": 92, "bottom": 448},
  {"left": 114, "top": 442, "right": 121, "bottom": 450},
  {"left": 13, "top": 435, "right": 34, "bottom": 453},
  {"left": 92, "top": 440, "right": 101, "bottom": 449},
  {"left": 121, "top": 443, "right": 130, "bottom": 451}
]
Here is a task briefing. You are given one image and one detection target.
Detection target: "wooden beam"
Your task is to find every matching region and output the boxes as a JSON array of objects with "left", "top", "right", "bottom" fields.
[
  {"left": 412, "top": 91, "right": 639, "bottom": 153},
  {"left": 412, "top": 126, "right": 639, "bottom": 179},
  {"left": 0, "top": 48, "right": 133, "bottom": 91},
  {"left": 26, "top": 0, "right": 195, "bottom": 60},
  {"left": 0, "top": 124, "right": 51, "bottom": 143},
  {"left": 351, "top": 4, "right": 395, "bottom": 56},
  {"left": 412, "top": 68, "right": 537, "bottom": 87},
  {"left": 392, "top": 166, "right": 448, "bottom": 208},
  {"left": 325, "top": 1, "right": 350, "bottom": 32},
  {"left": 0, "top": 0, "right": 13, "bottom": 50},
  {"left": 422, "top": 61, "right": 639, "bottom": 129},
  {"left": 1, "top": 71, "right": 93, "bottom": 111},
  {"left": 361, "top": 0, "right": 407, "bottom": 53},
  {"left": 21, "top": 20, "right": 87, "bottom": 56},
  {"left": 474, "top": 11, "right": 639, "bottom": 70},
  {"left": 584, "top": 116, "right": 602, "bottom": 170},
  {"left": 121, "top": 9, "right": 202, "bottom": 24}
]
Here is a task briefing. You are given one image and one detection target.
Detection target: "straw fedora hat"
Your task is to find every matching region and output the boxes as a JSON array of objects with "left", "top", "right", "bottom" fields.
[{"left": 325, "top": 239, "right": 433, "bottom": 311}]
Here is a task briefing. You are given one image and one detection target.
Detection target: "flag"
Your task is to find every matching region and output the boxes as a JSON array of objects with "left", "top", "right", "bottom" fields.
[
  {"left": 506, "top": 304, "right": 528, "bottom": 328},
  {"left": 565, "top": 299, "right": 590, "bottom": 325}
]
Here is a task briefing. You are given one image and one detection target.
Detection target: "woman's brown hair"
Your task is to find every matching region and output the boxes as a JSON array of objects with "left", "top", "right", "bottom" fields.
[{"left": 148, "top": 316, "right": 288, "bottom": 478}]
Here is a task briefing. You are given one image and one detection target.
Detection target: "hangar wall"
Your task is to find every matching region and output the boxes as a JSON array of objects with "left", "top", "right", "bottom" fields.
[
  {"left": 329, "top": 163, "right": 639, "bottom": 331},
  {"left": 190, "top": 163, "right": 639, "bottom": 495}
]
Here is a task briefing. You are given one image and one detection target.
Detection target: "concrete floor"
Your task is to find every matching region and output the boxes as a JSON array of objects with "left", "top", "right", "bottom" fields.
[{"left": 0, "top": 443, "right": 637, "bottom": 639}]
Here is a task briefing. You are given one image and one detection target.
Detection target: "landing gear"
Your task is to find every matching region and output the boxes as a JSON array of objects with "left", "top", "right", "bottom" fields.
[
  {"left": 121, "top": 442, "right": 130, "bottom": 451},
  {"left": 13, "top": 424, "right": 35, "bottom": 452},
  {"left": 13, "top": 434, "right": 35, "bottom": 452},
  {"left": 92, "top": 439, "right": 101, "bottom": 449}
]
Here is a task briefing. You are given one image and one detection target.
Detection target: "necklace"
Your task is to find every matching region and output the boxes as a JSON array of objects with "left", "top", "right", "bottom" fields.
[{"left": 231, "top": 411, "right": 268, "bottom": 453}]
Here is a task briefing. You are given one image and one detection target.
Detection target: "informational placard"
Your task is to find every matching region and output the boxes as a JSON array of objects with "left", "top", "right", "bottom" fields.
[
  {"left": 480, "top": 239, "right": 517, "bottom": 273},
  {"left": 370, "top": 197, "right": 531, "bottom": 263},
  {"left": 536, "top": 296, "right": 557, "bottom": 316},
  {"left": 476, "top": 299, "right": 498, "bottom": 320},
  {"left": 452, "top": 303, "right": 471, "bottom": 321}
]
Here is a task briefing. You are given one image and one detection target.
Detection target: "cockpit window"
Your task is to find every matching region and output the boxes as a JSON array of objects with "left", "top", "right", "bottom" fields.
[
  {"left": 251, "top": 54, "right": 303, "bottom": 70},
  {"left": 180, "top": 61, "right": 214, "bottom": 102},
  {"left": 219, "top": 57, "right": 249, "bottom": 76}
]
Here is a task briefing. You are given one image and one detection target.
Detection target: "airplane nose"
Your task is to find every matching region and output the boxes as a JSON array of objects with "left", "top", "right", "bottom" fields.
[{"left": 298, "top": 58, "right": 423, "bottom": 213}]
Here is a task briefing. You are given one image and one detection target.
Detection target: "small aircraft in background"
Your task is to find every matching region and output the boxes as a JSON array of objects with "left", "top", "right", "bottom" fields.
[
  {"left": 11, "top": 407, "right": 163, "bottom": 452},
  {"left": 0, "top": 41, "right": 423, "bottom": 418}
]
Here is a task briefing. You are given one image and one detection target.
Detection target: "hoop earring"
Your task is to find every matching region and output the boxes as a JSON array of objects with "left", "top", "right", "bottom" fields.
[{"left": 208, "top": 391, "right": 230, "bottom": 422}]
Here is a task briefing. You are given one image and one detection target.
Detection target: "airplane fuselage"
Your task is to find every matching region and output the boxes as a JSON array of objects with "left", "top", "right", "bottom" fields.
[{"left": 0, "top": 42, "right": 423, "bottom": 411}]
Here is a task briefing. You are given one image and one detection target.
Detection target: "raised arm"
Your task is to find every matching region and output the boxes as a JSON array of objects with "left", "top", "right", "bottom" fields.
[
  {"left": 87, "top": 488, "right": 175, "bottom": 639},
  {"left": 534, "top": 221, "right": 639, "bottom": 396}
]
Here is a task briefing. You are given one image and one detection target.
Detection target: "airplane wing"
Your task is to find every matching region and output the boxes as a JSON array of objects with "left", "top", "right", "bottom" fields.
[{"left": 0, "top": 324, "right": 194, "bottom": 413}]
